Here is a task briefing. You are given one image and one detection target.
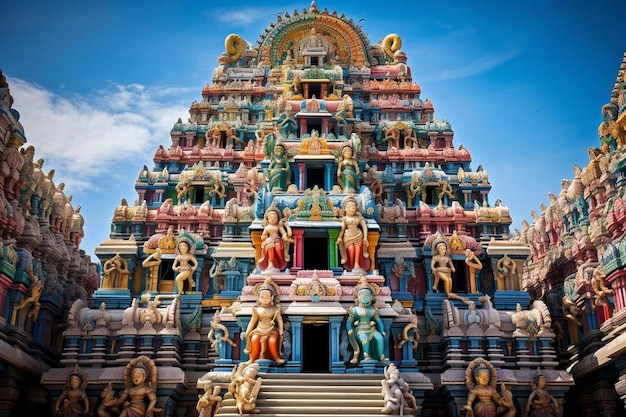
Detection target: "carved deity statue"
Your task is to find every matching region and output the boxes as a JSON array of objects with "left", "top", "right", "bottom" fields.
[
  {"left": 103, "top": 253, "right": 130, "bottom": 289},
  {"left": 243, "top": 277, "right": 285, "bottom": 365},
  {"left": 229, "top": 363, "right": 263, "bottom": 415},
  {"left": 463, "top": 358, "right": 515, "bottom": 417},
  {"left": 336, "top": 196, "right": 370, "bottom": 273},
  {"left": 172, "top": 237, "right": 198, "bottom": 294},
  {"left": 55, "top": 364, "right": 89, "bottom": 417},
  {"left": 346, "top": 277, "right": 387, "bottom": 364}
]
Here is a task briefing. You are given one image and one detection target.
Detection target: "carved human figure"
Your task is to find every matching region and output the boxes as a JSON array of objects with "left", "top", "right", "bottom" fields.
[
  {"left": 591, "top": 265, "right": 612, "bottom": 307},
  {"left": 12, "top": 266, "right": 44, "bottom": 323},
  {"left": 229, "top": 363, "right": 263, "bottom": 415},
  {"left": 197, "top": 384, "right": 222, "bottom": 417},
  {"left": 431, "top": 241, "right": 467, "bottom": 302},
  {"left": 336, "top": 144, "right": 360, "bottom": 192},
  {"left": 116, "top": 356, "right": 160, "bottom": 417},
  {"left": 336, "top": 196, "right": 370, "bottom": 272},
  {"left": 346, "top": 277, "right": 386, "bottom": 364},
  {"left": 103, "top": 254, "right": 130, "bottom": 289},
  {"left": 258, "top": 205, "right": 292, "bottom": 272},
  {"left": 97, "top": 383, "right": 119, "bottom": 417},
  {"left": 141, "top": 249, "right": 162, "bottom": 292},
  {"left": 381, "top": 363, "right": 418, "bottom": 415},
  {"left": 463, "top": 358, "right": 515, "bottom": 417},
  {"left": 267, "top": 144, "right": 290, "bottom": 191},
  {"left": 525, "top": 373, "right": 560, "bottom": 417},
  {"left": 465, "top": 249, "right": 483, "bottom": 293},
  {"left": 496, "top": 255, "right": 518, "bottom": 290},
  {"left": 172, "top": 239, "right": 198, "bottom": 294},
  {"left": 244, "top": 278, "right": 285, "bottom": 365},
  {"left": 55, "top": 365, "right": 89, "bottom": 417}
]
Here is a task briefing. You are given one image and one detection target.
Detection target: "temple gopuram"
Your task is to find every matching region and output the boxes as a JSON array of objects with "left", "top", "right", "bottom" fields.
[{"left": 2, "top": 2, "right": 626, "bottom": 417}]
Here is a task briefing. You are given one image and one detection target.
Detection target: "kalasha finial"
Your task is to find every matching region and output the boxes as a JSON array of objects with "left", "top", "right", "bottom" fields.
[{"left": 310, "top": 1, "right": 319, "bottom": 13}]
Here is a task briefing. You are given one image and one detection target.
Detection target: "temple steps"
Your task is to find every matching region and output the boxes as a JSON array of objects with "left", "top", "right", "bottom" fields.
[{"left": 215, "top": 372, "right": 409, "bottom": 417}]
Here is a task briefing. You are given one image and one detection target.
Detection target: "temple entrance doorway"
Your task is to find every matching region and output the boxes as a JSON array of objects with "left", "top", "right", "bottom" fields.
[
  {"left": 302, "top": 320, "right": 330, "bottom": 373},
  {"left": 303, "top": 236, "right": 329, "bottom": 270},
  {"left": 306, "top": 166, "right": 324, "bottom": 189}
]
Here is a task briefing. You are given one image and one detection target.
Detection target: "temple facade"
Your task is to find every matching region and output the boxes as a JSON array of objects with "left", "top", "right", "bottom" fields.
[{"left": 2, "top": 2, "right": 626, "bottom": 417}]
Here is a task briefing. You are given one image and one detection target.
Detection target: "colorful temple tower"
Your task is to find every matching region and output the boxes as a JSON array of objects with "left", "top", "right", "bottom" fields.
[{"left": 11, "top": 2, "right": 626, "bottom": 417}]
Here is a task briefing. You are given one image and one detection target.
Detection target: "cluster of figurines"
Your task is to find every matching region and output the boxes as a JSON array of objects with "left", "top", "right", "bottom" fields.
[{"left": 55, "top": 357, "right": 161, "bottom": 417}]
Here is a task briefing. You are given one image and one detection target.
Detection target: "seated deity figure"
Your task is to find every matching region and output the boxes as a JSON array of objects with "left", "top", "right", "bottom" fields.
[
  {"left": 336, "top": 196, "right": 370, "bottom": 273},
  {"left": 243, "top": 277, "right": 285, "bottom": 365},
  {"left": 463, "top": 358, "right": 515, "bottom": 417},
  {"left": 336, "top": 144, "right": 360, "bottom": 192},
  {"left": 258, "top": 204, "right": 293, "bottom": 272},
  {"left": 116, "top": 355, "right": 161, "bottom": 417},
  {"left": 55, "top": 365, "right": 89, "bottom": 417},
  {"left": 431, "top": 240, "right": 468, "bottom": 303},
  {"left": 525, "top": 372, "right": 561, "bottom": 417},
  {"left": 346, "top": 276, "right": 387, "bottom": 364}
]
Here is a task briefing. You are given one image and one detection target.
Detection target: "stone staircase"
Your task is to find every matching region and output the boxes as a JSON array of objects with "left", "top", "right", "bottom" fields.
[{"left": 215, "top": 372, "right": 408, "bottom": 417}]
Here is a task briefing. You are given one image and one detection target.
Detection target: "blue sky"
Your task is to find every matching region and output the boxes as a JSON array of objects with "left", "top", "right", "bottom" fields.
[{"left": 1, "top": 0, "right": 625, "bottom": 260}]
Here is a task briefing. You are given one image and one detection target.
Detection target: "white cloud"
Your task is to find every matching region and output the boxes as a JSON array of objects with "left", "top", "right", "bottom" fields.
[{"left": 7, "top": 77, "right": 191, "bottom": 192}]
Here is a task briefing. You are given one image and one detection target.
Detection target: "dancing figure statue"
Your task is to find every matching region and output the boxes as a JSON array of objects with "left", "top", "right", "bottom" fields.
[
  {"left": 267, "top": 144, "right": 290, "bottom": 191},
  {"left": 172, "top": 237, "right": 198, "bottom": 294}
]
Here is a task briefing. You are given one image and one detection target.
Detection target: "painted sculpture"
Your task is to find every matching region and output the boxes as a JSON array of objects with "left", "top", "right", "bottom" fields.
[
  {"left": 116, "top": 355, "right": 161, "bottom": 417},
  {"left": 346, "top": 276, "right": 386, "bottom": 364},
  {"left": 463, "top": 358, "right": 515, "bottom": 417},
  {"left": 243, "top": 277, "right": 285, "bottom": 365},
  {"left": 431, "top": 240, "right": 467, "bottom": 302},
  {"left": 196, "top": 384, "right": 222, "bottom": 417},
  {"left": 172, "top": 237, "right": 198, "bottom": 294},
  {"left": 267, "top": 143, "right": 290, "bottom": 191},
  {"left": 336, "top": 144, "right": 360, "bottom": 192},
  {"left": 103, "top": 253, "right": 130, "bottom": 289},
  {"left": 336, "top": 196, "right": 370, "bottom": 273},
  {"left": 381, "top": 363, "right": 419, "bottom": 415},
  {"left": 258, "top": 204, "right": 292, "bottom": 273},
  {"left": 54, "top": 364, "right": 89, "bottom": 417},
  {"left": 525, "top": 372, "right": 561, "bottom": 417},
  {"left": 229, "top": 362, "right": 263, "bottom": 415}
]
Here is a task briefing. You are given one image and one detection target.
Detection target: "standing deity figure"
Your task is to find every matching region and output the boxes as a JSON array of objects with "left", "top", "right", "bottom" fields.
[
  {"left": 346, "top": 276, "right": 387, "bottom": 364},
  {"left": 336, "top": 144, "right": 360, "bottom": 192},
  {"left": 55, "top": 364, "right": 89, "bottom": 417},
  {"left": 462, "top": 358, "right": 515, "bottom": 417},
  {"left": 267, "top": 143, "right": 290, "bottom": 191},
  {"left": 244, "top": 277, "right": 285, "bottom": 365},
  {"left": 336, "top": 196, "right": 370, "bottom": 273},
  {"left": 172, "top": 237, "right": 198, "bottom": 294}
]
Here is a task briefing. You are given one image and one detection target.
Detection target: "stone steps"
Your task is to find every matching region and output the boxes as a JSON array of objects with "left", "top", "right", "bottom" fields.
[{"left": 215, "top": 372, "right": 409, "bottom": 417}]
